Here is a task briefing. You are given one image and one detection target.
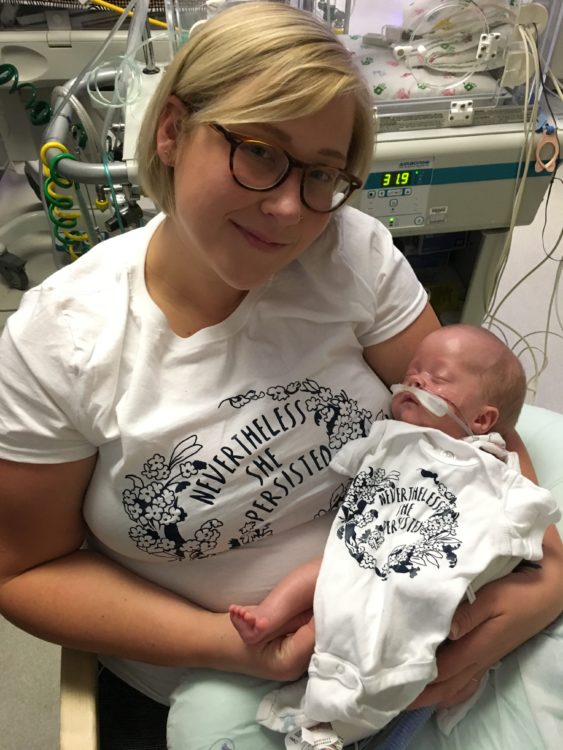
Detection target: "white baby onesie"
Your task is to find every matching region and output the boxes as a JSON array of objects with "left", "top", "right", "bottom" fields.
[{"left": 258, "top": 420, "right": 560, "bottom": 743}]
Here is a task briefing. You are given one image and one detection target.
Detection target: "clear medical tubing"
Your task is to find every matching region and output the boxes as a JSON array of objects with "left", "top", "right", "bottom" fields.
[{"left": 390, "top": 384, "right": 473, "bottom": 436}]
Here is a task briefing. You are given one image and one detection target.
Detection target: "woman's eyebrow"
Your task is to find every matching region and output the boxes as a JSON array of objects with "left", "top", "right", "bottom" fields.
[{"left": 253, "top": 122, "right": 347, "bottom": 162}]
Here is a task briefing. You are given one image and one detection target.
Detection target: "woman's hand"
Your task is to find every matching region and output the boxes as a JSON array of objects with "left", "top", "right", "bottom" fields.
[
  {"left": 410, "top": 528, "right": 563, "bottom": 709},
  {"left": 222, "top": 614, "right": 315, "bottom": 682}
]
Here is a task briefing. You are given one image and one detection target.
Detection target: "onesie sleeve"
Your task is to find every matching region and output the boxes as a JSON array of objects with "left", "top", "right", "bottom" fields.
[
  {"left": 502, "top": 472, "right": 561, "bottom": 560},
  {"left": 330, "top": 419, "right": 389, "bottom": 477},
  {"left": 0, "top": 286, "right": 96, "bottom": 463}
]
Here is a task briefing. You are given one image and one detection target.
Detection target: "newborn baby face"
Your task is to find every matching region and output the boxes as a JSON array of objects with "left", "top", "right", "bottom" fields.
[{"left": 391, "top": 328, "right": 486, "bottom": 437}]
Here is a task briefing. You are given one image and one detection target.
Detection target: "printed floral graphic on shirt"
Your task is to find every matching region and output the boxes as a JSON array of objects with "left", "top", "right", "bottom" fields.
[
  {"left": 337, "top": 466, "right": 461, "bottom": 580},
  {"left": 220, "top": 379, "right": 374, "bottom": 449},
  {"left": 121, "top": 379, "right": 379, "bottom": 560}
]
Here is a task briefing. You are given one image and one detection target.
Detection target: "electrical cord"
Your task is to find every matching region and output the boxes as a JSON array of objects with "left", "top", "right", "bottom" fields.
[
  {"left": 547, "top": 71, "right": 563, "bottom": 100},
  {"left": 484, "top": 168, "right": 563, "bottom": 395}
]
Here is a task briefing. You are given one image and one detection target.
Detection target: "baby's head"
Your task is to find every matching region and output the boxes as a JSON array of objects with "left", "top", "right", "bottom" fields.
[{"left": 391, "top": 325, "right": 526, "bottom": 438}]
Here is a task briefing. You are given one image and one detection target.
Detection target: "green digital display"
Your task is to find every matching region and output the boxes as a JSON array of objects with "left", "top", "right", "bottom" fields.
[{"left": 381, "top": 171, "right": 412, "bottom": 188}]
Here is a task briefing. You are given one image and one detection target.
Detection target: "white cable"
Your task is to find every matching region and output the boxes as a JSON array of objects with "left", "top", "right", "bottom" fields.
[
  {"left": 484, "top": 175, "right": 563, "bottom": 396},
  {"left": 488, "top": 25, "right": 544, "bottom": 311},
  {"left": 483, "top": 24, "right": 541, "bottom": 322},
  {"left": 548, "top": 70, "right": 563, "bottom": 100},
  {"left": 486, "top": 318, "right": 543, "bottom": 397},
  {"left": 89, "top": 30, "right": 169, "bottom": 153},
  {"left": 480, "top": 23, "right": 563, "bottom": 395},
  {"left": 51, "top": 0, "right": 138, "bottom": 124}
]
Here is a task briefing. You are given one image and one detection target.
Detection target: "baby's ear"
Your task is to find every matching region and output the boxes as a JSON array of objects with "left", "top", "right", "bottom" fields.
[{"left": 471, "top": 405, "right": 499, "bottom": 435}]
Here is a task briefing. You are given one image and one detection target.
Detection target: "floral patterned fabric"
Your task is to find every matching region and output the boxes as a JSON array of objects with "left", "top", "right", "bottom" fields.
[{"left": 344, "top": 34, "right": 503, "bottom": 102}]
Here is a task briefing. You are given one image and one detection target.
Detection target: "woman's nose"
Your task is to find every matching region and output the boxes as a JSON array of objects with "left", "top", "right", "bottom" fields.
[{"left": 260, "top": 170, "right": 303, "bottom": 225}]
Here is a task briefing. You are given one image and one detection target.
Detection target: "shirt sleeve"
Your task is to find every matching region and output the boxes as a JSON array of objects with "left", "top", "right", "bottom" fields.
[
  {"left": 336, "top": 208, "right": 429, "bottom": 347},
  {"left": 0, "top": 286, "right": 96, "bottom": 463}
]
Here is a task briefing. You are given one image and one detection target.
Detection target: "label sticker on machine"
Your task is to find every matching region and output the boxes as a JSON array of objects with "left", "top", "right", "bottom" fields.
[{"left": 429, "top": 206, "right": 448, "bottom": 223}]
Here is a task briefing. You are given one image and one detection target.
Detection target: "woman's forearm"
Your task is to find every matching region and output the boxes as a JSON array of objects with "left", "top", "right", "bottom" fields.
[
  {"left": 0, "top": 548, "right": 315, "bottom": 680},
  {"left": 540, "top": 524, "right": 563, "bottom": 618},
  {"left": 0, "top": 548, "right": 244, "bottom": 669}
]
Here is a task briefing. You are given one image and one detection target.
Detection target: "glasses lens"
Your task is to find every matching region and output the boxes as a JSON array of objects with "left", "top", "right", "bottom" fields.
[
  {"left": 232, "top": 140, "right": 288, "bottom": 189},
  {"left": 303, "top": 167, "right": 352, "bottom": 212}
]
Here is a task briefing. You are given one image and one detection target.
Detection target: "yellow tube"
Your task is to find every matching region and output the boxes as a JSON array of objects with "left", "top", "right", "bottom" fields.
[
  {"left": 91, "top": 0, "right": 168, "bottom": 30},
  {"left": 40, "top": 140, "right": 68, "bottom": 166}
]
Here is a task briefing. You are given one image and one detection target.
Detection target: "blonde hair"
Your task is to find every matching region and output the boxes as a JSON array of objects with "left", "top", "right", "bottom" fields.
[{"left": 137, "top": 2, "right": 374, "bottom": 215}]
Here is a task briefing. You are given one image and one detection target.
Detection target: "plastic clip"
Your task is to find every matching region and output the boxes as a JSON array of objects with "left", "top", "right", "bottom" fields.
[{"left": 535, "top": 126, "right": 560, "bottom": 173}]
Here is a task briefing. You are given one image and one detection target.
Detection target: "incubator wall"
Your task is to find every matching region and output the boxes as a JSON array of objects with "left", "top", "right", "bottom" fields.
[{"left": 333, "top": 0, "right": 563, "bottom": 132}]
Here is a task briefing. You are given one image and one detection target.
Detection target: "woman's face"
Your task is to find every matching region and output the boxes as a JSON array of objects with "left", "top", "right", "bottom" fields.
[{"left": 155, "top": 94, "right": 356, "bottom": 291}]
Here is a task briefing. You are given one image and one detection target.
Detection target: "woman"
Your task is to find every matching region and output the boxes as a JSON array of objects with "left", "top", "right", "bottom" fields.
[{"left": 0, "top": 4, "right": 561, "bottom": 748}]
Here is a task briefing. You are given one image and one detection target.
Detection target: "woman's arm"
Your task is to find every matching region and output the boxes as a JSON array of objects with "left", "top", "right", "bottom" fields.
[
  {"left": 0, "top": 457, "right": 314, "bottom": 681},
  {"left": 410, "top": 523, "right": 563, "bottom": 708}
]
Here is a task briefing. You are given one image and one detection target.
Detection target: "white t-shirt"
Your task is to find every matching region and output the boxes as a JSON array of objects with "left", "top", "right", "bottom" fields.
[{"left": 0, "top": 206, "right": 427, "bottom": 700}]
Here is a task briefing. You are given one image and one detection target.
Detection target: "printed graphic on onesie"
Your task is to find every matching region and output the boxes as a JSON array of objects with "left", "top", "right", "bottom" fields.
[{"left": 337, "top": 466, "right": 461, "bottom": 580}]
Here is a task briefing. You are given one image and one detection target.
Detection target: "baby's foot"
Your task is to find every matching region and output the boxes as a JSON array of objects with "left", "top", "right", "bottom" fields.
[{"left": 229, "top": 604, "right": 271, "bottom": 645}]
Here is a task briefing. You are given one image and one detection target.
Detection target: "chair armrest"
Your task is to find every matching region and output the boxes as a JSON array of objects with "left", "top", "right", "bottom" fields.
[{"left": 59, "top": 648, "right": 99, "bottom": 750}]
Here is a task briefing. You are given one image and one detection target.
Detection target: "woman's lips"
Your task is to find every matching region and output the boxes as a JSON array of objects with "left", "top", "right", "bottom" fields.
[{"left": 233, "top": 221, "right": 288, "bottom": 251}]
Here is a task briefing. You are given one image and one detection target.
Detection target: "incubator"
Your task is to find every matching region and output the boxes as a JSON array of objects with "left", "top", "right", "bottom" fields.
[
  {"left": 338, "top": 0, "right": 562, "bottom": 130},
  {"left": 0, "top": 0, "right": 562, "bottom": 324}
]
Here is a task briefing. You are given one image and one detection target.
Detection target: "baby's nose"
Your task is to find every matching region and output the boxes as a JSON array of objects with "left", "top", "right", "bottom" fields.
[{"left": 405, "top": 372, "right": 426, "bottom": 388}]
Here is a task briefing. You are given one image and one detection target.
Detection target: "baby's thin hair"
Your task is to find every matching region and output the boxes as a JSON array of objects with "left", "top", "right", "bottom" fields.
[{"left": 452, "top": 325, "right": 526, "bottom": 432}]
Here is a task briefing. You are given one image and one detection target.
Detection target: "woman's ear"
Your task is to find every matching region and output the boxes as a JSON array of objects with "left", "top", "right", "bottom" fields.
[
  {"left": 471, "top": 405, "right": 499, "bottom": 435},
  {"left": 155, "top": 95, "right": 187, "bottom": 166}
]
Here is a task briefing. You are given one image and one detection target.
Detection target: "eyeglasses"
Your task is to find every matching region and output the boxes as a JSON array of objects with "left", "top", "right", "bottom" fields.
[{"left": 210, "top": 123, "right": 362, "bottom": 213}]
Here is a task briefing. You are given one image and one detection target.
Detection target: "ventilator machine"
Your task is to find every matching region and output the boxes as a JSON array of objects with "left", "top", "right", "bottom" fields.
[{"left": 0, "top": 0, "right": 562, "bottom": 327}]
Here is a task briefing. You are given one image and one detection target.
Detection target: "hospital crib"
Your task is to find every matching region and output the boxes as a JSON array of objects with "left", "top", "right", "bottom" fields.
[{"left": 59, "top": 402, "right": 563, "bottom": 750}]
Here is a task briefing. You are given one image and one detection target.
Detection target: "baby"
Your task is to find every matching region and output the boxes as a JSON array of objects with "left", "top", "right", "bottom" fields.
[
  {"left": 229, "top": 324, "right": 559, "bottom": 744},
  {"left": 229, "top": 323, "right": 528, "bottom": 644}
]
